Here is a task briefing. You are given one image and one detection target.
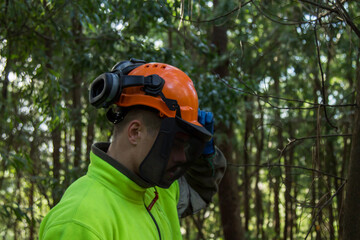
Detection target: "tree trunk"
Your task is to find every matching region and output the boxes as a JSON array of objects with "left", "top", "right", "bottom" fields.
[
  {"left": 273, "top": 74, "right": 282, "bottom": 240},
  {"left": 324, "top": 32, "right": 335, "bottom": 240},
  {"left": 338, "top": 41, "right": 355, "bottom": 239},
  {"left": 218, "top": 126, "right": 244, "bottom": 240},
  {"left": 325, "top": 141, "right": 336, "bottom": 240},
  {"left": 284, "top": 125, "right": 293, "bottom": 240},
  {"left": 337, "top": 120, "right": 349, "bottom": 239},
  {"left": 0, "top": 40, "right": 12, "bottom": 190},
  {"left": 51, "top": 125, "right": 61, "bottom": 205},
  {"left": 72, "top": 13, "right": 83, "bottom": 169},
  {"left": 288, "top": 125, "right": 295, "bottom": 240},
  {"left": 212, "top": 0, "right": 244, "bottom": 239},
  {"left": 14, "top": 171, "right": 21, "bottom": 240},
  {"left": 29, "top": 138, "right": 38, "bottom": 240},
  {"left": 254, "top": 98, "right": 265, "bottom": 239},
  {"left": 64, "top": 127, "right": 71, "bottom": 188},
  {"left": 86, "top": 121, "right": 94, "bottom": 164},
  {"left": 85, "top": 102, "right": 96, "bottom": 165},
  {"left": 243, "top": 95, "right": 253, "bottom": 233},
  {"left": 42, "top": 0, "right": 62, "bottom": 205},
  {"left": 342, "top": 41, "right": 360, "bottom": 240}
]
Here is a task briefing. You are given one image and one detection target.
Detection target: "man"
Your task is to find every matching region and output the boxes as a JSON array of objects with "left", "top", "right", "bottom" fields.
[{"left": 39, "top": 59, "right": 226, "bottom": 239}]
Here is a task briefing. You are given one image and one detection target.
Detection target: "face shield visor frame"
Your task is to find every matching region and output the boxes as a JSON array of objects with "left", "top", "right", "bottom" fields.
[{"left": 139, "top": 116, "right": 212, "bottom": 188}]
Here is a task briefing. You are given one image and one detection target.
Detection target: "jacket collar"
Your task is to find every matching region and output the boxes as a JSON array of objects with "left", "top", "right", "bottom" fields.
[{"left": 88, "top": 142, "right": 153, "bottom": 203}]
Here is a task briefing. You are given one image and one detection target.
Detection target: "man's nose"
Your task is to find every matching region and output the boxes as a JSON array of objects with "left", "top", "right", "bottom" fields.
[{"left": 172, "top": 147, "right": 187, "bottom": 164}]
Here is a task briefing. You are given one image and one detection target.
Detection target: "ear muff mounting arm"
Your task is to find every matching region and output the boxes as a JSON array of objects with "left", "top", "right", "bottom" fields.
[
  {"left": 89, "top": 72, "right": 181, "bottom": 121},
  {"left": 121, "top": 74, "right": 165, "bottom": 96}
]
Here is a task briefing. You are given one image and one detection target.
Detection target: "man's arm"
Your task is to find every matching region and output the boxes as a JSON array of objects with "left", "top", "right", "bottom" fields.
[
  {"left": 177, "top": 147, "right": 226, "bottom": 217},
  {"left": 177, "top": 110, "right": 226, "bottom": 218}
]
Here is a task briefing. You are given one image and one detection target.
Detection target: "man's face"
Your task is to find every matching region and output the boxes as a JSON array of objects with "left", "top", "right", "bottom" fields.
[
  {"left": 163, "top": 132, "right": 189, "bottom": 182},
  {"left": 137, "top": 127, "right": 189, "bottom": 183},
  {"left": 138, "top": 117, "right": 208, "bottom": 188}
]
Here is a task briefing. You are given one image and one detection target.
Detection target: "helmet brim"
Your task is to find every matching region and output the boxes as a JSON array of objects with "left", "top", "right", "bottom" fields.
[{"left": 175, "top": 116, "right": 212, "bottom": 143}]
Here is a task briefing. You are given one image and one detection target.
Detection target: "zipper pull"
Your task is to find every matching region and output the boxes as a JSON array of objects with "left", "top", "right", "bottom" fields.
[{"left": 147, "top": 188, "right": 159, "bottom": 211}]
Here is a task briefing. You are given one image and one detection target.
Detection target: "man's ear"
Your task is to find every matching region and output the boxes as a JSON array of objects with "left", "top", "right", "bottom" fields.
[{"left": 127, "top": 120, "right": 142, "bottom": 145}]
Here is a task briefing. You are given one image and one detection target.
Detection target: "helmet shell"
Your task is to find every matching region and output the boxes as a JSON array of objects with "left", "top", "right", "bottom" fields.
[{"left": 115, "top": 63, "right": 201, "bottom": 126}]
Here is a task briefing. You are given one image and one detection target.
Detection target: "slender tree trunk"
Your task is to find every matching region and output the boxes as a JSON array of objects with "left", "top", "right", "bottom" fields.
[
  {"left": 85, "top": 106, "right": 96, "bottom": 165},
  {"left": 337, "top": 121, "right": 349, "bottom": 239},
  {"left": 86, "top": 121, "right": 94, "bottom": 164},
  {"left": 243, "top": 95, "right": 253, "bottom": 233},
  {"left": 72, "top": 13, "right": 83, "bottom": 169},
  {"left": 1, "top": 0, "right": 11, "bottom": 116},
  {"left": 14, "top": 171, "right": 21, "bottom": 240},
  {"left": 1, "top": 44, "right": 10, "bottom": 114},
  {"left": 323, "top": 31, "right": 335, "bottom": 240},
  {"left": 42, "top": 0, "right": 62, "bottom": 205},
  {"left": 29, "top": 139, "right": 38, "bottom": 240},
  {"left": 211, "top": 0, "right": 243, "bottom": 239},
  {"left": 325, "top": 141, "right": 336, "bottom": 240},
  {"left": 64, "top": 127, "right": 71, "bottom": 188},
  {"left": 273, "top": 74, "right": 282, "bottom": 240},
  {"left": 29, "top": 175, "right": 35, "bottom": 240},
  {"left": 310, "top": 67, "right": 322, "bottom": 239},
  {"left": 284, "top": 138, "right": 293, "bottom": 239},
  {"left": 338, "top": 43, "right": 355, "bottom": 239},
  {"left": 0, "top": 40, "right": 12, "bottom": 190},
  {"left": 342, "top": 41, "right": 360, "bottom": 240},
  {"left": 288, "top": 122, "right": 295, "bottom": 240},
  {"left": 254, "top": 98, "right": 265, "bottom": 239},
  {"left": 51, "top": 125, "right": 61, "bottom": 205},
  {"left": 316, "top": 96, "right": 322, "bottom": 240},
  {"left": 218, "top": 127, "right": 244, "bottom": 240}
]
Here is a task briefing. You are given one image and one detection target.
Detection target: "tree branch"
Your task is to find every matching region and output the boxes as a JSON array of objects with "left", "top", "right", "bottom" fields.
[
  {"left": 299, "top": 0, "right": 339, "bottom": 12},
  {"left": 227, "top": 163, "right": 347, "bottom": 181},
  {"left": 314, "top": 16, "right": 338, "bottom": 130},
  {"left": 335, "top": 0, "right": 360, "bottom": 38},
  {"left": 304, "top": 181, "right": 346, "bottom": 239},
  {"left": 218, "top": 77, "right": 357, "bottom": 109}
]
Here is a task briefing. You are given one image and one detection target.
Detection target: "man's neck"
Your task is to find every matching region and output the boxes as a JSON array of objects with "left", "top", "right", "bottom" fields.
[{"left": 107, "top": 141, "right": 137, "bottom": 174}]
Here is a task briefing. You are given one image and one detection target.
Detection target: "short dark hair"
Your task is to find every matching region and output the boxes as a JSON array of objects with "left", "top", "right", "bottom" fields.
[{"left": 112, "top": 106, "right": 162, "bottom": 140}]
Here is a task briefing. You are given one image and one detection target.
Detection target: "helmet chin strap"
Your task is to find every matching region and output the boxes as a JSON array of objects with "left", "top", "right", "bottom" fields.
[{"left": 158, "top": 92, "right": 181, "bottom": 118}]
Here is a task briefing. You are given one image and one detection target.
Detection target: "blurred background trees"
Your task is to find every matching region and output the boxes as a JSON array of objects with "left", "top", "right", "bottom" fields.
[{"left": 1, "top": 0, "right": 359, "bottom": 239}]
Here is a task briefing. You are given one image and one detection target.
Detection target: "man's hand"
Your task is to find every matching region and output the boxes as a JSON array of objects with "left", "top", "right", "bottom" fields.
[{"left": 198, "top": 109, "right": 215, "bottom": 155}]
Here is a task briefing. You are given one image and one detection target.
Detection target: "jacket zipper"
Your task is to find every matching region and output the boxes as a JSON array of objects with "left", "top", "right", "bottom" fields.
[{"left": 145, "top": 188, "right": 161, "bottom": 240}]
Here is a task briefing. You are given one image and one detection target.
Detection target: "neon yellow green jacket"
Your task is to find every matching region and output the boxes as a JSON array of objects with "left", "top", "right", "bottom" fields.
[{"left": 39, "top": 144, "right": 182, "bottom": 240}]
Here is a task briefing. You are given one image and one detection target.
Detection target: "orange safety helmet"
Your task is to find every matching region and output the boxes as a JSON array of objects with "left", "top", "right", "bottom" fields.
[
  {"left": 116, "top": 62, "right": 202, "bottom": 127},
  {"left": 89, "top": 59, "right": 212, "bottom": 187}
]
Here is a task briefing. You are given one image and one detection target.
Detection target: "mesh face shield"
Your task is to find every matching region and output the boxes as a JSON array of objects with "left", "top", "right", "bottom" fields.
[{"left": 139, "top": 117, "right": 212, "bottom": 188}]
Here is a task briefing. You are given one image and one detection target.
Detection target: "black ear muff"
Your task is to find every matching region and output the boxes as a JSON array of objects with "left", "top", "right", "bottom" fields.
[
  {"left": 89, "top": 58, "right": 146, "bottom": 109},
  {"left": 89, "top": 73, "right": 122, "bottom": 108}
]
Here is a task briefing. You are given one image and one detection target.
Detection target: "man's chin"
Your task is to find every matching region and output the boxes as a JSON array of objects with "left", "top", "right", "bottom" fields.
[{"left": 165, "top": 165, "right": 186, "bottom": 181}]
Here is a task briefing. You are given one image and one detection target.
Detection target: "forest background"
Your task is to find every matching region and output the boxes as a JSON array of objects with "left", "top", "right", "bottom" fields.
[{"left": 1, "top": 0, "right": 360, "bottom": 239}]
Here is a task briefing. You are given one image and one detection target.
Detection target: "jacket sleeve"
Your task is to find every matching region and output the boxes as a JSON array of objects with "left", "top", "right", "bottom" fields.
[
  {"left": 177, "top": 147, "right": 227, "bottom": 218},
  {"left": 39, "top": 221, "right": 102, "bottom": 240}
]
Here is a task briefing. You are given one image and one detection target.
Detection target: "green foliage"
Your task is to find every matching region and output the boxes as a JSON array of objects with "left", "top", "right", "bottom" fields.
[{"left": 1, "top": 0, "right": 359, "bottom": 239}]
